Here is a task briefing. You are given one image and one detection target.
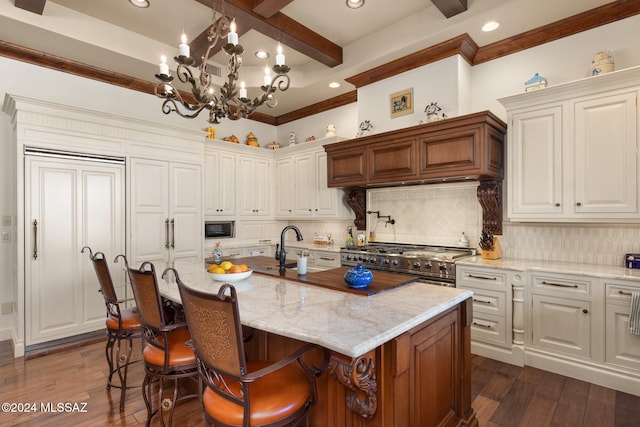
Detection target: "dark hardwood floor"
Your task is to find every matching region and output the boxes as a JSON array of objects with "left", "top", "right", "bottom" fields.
[{"left": 1, "top": 338, "right": 639, "bottom": 426}]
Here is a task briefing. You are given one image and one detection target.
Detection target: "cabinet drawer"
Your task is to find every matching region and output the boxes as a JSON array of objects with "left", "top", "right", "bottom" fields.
[
  {"left": 457, "top": 267, "right": 506, "bottom": 289},
  {"left": 469, "top": 289, "right": 505, "bottom": 316},
  {"left": 532, "top": 274, "right": 591, "bottom": 297},
  {"left": 470, "top": 312, "right": 507, "bottom": 345},
  {"left": 313, "top": 252, "right": 341, "bottom": 268},
  {"left": 605, "top": 282, "right": 640, "bottom": 306}
]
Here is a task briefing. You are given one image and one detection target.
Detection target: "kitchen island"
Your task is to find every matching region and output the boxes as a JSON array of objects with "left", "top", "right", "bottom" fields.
[{"left": 157, "top": 259, "right": 476, "bottom": 426}]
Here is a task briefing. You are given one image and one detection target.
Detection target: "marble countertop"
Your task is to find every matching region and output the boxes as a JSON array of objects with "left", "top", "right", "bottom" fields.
[
  {"left": 457, "top": 256, "right": 640, "bottom": 284},
  {"left": 155, "top": 260, "right": 472, "bottom": 358}
]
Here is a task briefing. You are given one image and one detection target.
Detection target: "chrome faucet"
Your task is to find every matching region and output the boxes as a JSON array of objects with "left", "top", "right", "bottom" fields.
[{"left": 275, "top": 225, "right": 303, "bottom": 275}]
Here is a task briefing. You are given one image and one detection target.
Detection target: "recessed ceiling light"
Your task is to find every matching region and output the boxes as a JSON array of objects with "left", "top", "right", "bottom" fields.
[
  {"left": 346, "top": 0, "right": 364, "bottom": 9},
  {"left": 482, "top": 21, "right": 500, "bottom": 32},
  {"left": 129, "top": 0, "right": 150, "bottom": 8},
  {"left": 255, "top": 50, "right": 269, "bottom": 59},
  {"left": 329, "top": 82, "right": 341, "bottom": 88}
]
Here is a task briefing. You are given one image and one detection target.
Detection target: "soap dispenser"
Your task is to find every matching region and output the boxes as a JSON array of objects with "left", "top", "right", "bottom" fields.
[{"left": 458, "top": 232, "right": 469, "bottom": 247}]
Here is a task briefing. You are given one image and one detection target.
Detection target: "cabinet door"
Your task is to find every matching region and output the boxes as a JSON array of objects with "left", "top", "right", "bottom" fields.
[
  {"left": 315, "top": 151, "right": 340, "bottom": 216},
  {"left": 130, "top": 158, "right": 170, "bottom": 264},
  {"left": 168, "top": 162, "right": 202, "bottom": 261},
  {"left": 204, "top": 150, "right": 236, "bottom": 216},
  {"left": 508, "top": 105, "right": 564, "bottom": 218},
  {"left": 275, "top": 157, "right": 295, "bottom": 217},
  {"left": 531, "top": 294, "right": 591, "bottom": 358},
  {"left": 573, "top": 91, "right": 638, "bottom": 216},
  {"left": 325, "top": 145, "right": 367, "bottom": 187},
  {"left": 26, "top": 157, "right": 124, "bottom": 345},
  {"left": 294, "top": 152, "right": 314, "bottom": 216},
  {"left": 369, "top": 137, "right": 417, "bottom": 183},
  {"left": 605, "top": 302, "right": 640, "bottom": 372},
  {"left": 238, "top": 156, "right": 270, "bottom": 216}
]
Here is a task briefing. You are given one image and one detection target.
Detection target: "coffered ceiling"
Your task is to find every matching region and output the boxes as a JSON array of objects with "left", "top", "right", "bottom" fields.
[{"left": 0, "top": 0, "right": 625, "bottom": 121}]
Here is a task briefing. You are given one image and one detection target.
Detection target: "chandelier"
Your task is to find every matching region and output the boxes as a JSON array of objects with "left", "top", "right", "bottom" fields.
[{"left": 153, "top": 2, "right": 290, "bottom": 124}]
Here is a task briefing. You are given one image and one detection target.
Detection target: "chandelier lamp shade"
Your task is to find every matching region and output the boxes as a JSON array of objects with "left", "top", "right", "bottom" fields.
[{"left": 154, "top": 5, "right": 290, "bottom": 124}]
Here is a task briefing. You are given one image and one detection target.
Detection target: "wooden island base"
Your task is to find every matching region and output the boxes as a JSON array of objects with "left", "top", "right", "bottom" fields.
[{"left": 244, "top": 300, "right": 477, "bottom": 427}]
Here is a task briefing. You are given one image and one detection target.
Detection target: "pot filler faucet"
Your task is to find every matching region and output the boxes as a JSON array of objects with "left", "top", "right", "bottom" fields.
[{"left": 275, "top": 225, "right": 303, "bottom": 275}]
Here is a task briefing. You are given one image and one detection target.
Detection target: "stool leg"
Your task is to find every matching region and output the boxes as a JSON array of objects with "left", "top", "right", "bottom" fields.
[
  {"left": 115, "top": 333, "right": 134, "bottom": 412},
  {"left": 142, "top": 373, "right": 154, "bottom": 427},
  {"left": 105, "top": 333, "right": 116, "bottom": 390}
]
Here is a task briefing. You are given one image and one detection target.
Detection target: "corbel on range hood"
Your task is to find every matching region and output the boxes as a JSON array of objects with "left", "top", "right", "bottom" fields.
[{"left": 323, "top": 111, "right": 506, "bottom": 234}]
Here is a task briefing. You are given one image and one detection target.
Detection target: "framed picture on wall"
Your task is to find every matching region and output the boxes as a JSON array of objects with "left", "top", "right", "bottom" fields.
[{"left": 390, "top": 88, "right": 413, "bottom": 118}]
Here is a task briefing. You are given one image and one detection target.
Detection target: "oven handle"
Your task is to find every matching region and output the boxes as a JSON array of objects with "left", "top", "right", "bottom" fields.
[{"left": 416, "top": 278, "right": 455, "bottom": 287}]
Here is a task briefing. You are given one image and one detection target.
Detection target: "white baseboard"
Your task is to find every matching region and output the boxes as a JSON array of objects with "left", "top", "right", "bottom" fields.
[{"left": 471, "top": 341, "right": 525, "bottom": 367}]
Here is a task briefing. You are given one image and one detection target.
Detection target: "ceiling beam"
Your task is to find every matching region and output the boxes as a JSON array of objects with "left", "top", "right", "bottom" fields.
[
  {"left": 194, "top": 0, "right": 343, "bottom": 67},
  {"left": 431, "top": 0, "right": 467, "bottom": 18},
  {"left": 15, "top": 0, "right": 46, "bottom": 15},
  {"left": 252, "top": 0, "right": 295, "bottom": 18}
]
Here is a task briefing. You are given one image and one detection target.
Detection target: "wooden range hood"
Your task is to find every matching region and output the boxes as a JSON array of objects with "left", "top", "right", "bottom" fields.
[{"left": 323, "top": 111, "right": 507, "bottom": 234}]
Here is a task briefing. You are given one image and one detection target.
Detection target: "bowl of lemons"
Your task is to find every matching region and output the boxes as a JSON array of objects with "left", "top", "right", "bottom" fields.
[{"left": 207, "top": 261, "right": 253, "bottom": 282}]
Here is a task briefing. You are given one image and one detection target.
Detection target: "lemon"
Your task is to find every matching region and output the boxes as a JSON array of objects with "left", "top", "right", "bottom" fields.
[
  {"left": 211, "top": 267, "right": 226, "bottom": 274},
  {"left": 207, "top": 264, "right": 218, "bottom": 273},
  {"left": 220, "top": 261, "right": 233, "bottom": 271}
]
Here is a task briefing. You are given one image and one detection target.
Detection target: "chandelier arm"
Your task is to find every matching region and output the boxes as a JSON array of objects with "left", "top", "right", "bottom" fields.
[{"left": 160, "top": 98, "right": 210, "bottom": 120}]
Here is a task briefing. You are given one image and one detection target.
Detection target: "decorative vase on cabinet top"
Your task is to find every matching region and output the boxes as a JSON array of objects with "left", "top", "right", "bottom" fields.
[{"left": 344, "top": 264, "right": 373, "bottom": 288}]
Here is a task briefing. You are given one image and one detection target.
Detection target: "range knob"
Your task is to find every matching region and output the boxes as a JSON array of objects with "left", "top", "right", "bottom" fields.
[
  {"left": 439, "top": 263, "right": 448, "bottom": 271},
  {"left": 371, "top": 257, "right": 377, "bottom": 263},
  {"left": 346, "top": 255, "right": 352, "bottom": 261},
  {"left": 383, "top": 259, "right": 390, "bottom": 265},
  {"left": 391, "top": 259, "right": 399, "bottom": 266},
  {"left": 413, "top": 262, "right": 421, "bottom": 269},
  {"left": 424, "top": 263, "right": 433, "bottom": 269}
]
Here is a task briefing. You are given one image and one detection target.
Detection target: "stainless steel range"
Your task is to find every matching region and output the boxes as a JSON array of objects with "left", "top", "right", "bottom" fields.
[{"left": 340, "top": 242, "right": 473, "bottom": 287}]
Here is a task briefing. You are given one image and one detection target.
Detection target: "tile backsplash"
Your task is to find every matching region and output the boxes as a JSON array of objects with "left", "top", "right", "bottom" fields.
[{"left": 365, "top": 182, "right": 640, "bottom": 267}]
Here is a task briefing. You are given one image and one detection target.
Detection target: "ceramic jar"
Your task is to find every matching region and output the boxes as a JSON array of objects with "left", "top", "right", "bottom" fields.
[{"left": 344, "top": 264, "right": 373, "bottom": 288}]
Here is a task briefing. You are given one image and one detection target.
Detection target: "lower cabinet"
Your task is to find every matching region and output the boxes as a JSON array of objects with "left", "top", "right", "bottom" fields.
[
  {"left": 529, "top": 273, "right": 595, "bottom": 359},
  {"left": 459, "top": 262, "right": 640, "bottom": 395},
  {"left": 605, "top": 281, "right": 640, "bottom": 372}
]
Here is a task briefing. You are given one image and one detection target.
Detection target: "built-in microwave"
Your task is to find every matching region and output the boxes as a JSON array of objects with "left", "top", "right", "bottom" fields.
[{"left": 204, "top": 221, "right": 235, "bottom": 239}]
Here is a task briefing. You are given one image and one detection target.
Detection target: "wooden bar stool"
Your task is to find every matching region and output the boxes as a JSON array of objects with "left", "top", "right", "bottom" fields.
[
  {"left": 118, "top": 258, "right": 199, "bottom": 427},
  {"left": 81, "top": 246, "right": 141, "bottom": 412},
  {"left": 169, "top": 267, "right": 329, "bottom": 427}
]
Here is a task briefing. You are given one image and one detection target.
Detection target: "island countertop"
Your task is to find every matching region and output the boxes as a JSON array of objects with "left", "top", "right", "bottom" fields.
[{"left": 156, "top": 260, "right": 472, "bottom": 358}]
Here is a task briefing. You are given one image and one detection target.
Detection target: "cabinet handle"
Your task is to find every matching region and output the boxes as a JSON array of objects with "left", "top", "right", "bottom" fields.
[
  {"left": 472, "top": 321, "right": 494, "bottom": 329},
  {"left": 32, "top": 219, "right": 38, "bottom": 260},
  {"left": 165, "top": 218, "right": 170, "bottom": 249},
  {"left": 582, "top": 309, "right": 589, "bottom": 314},
  {"left": 576, "top": 202, "right": 582, "bottom": 206},
  {"left": 473, "top": 298, "right": 493, "bottom": 304},
  {"left": 319, "top": 257, "right": 335, "bottom": 261},
  {"left": 618, "top": 290, "right": 633, "bottom": 296},
  {"left": 555, "top": 203, "right": 560, "bottom": 207},
  {"left": 170, "top": 218, "right": 175, "bottom": 248},
  {"left": 541, "top": 280, "right": 578, "bottom": 288},
  {"left": 468, "top": 274, "right": 497, "bottom": 280}
]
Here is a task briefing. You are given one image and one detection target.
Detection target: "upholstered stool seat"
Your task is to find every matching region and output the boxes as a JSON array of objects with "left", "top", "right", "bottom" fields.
[
  {"left": 106, "top": 307, "right": 141, "bottom": 331},
  {"left": 203, "top": 361, "right": 312, "bottom": 426},
  {"left": 142, "top": 328, "right": 195, "bottom": 368}
]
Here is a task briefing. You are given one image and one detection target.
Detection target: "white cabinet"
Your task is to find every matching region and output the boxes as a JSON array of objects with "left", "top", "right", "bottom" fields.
[
  {"left": 238, "top": 155, "right": 271, "bottom": 217},
  {"left": 130, "top": 158, "right": 202, "bottom": 265},
  {"left": 275, "top": 146, "right": 350, "bottom": 220},
  {"left": 204, "top": 148, "right": 236, "bottom": 216},
  {"left": 529, "top": 273, "right": 597, "bottom": 360},
  {"left": 500, "top": 68, "right": 640, "bottom": 222},
  {"left": 456, "top": 265, "right": 524, "bottom": 365},
  {"left": 275, "top": 157, "right": 295, "bottom": 216},
  {"left": 605, "top": 281, "right": 640, "bottom": 372},
  {"left": 25, "top": 155, "right": 125, "bottom": 346}
]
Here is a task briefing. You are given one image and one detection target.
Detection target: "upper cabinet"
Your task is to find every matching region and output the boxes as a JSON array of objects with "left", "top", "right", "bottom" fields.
[
  {"left": 237, "top": 154, "right": 272, "bottom": 217},
  {"left": 274, "top": 139, "right": 351, "bottom": 220},
  {"left": 324, "top": 111, "right": 506, "bottom": 188},
  {"left": 204, "top": 147, "right": 236, "bottom": 217},
  {"left": 500, "top": 67, "right": 640, "bottom": 222}
]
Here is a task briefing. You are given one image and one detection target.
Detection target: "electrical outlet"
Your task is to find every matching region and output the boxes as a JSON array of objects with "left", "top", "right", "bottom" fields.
[
  {"left": 1, "top": 302, "right": 12, "bottom": 315},
  {"left": 1, "top": 232, "right": 10, "bottom": 243}
]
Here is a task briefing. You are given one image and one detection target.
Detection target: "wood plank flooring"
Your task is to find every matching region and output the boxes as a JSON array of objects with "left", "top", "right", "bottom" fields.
[{"left": 1, "top": 338, "right": 639, "bottom": 426}]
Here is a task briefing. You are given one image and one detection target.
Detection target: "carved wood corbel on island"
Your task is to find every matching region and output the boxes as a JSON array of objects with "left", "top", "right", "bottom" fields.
[
  {"left": 156, "top": 259, "right": 477, "bottom": 427},
  {"left": 325, "top": 111, "right": 507, "bottom": 235}
]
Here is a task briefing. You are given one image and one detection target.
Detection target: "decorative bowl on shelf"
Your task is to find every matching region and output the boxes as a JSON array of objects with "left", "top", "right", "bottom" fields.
[
  {"left": 344, "top": 264, "right": 373, "bottom": 288},
  {"left": 207, "top": 269, "right": 253, "bottom": 282}
]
